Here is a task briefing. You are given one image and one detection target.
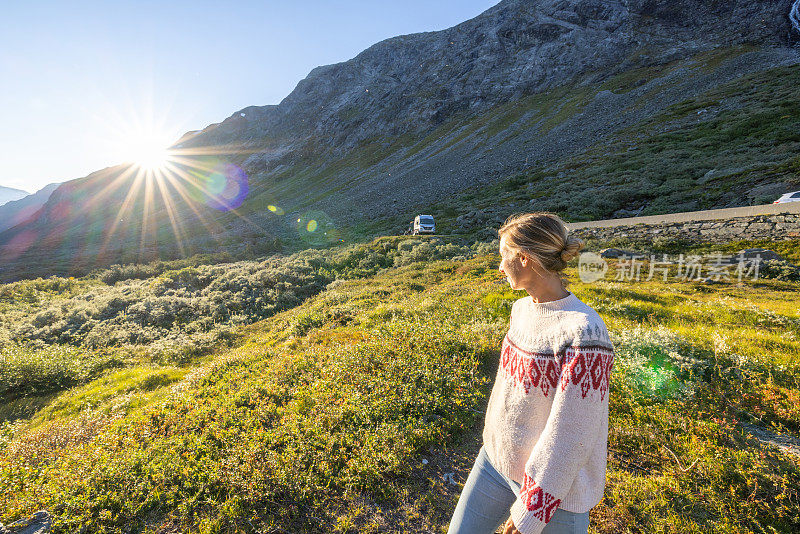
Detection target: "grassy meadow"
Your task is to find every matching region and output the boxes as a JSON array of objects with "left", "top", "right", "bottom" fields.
[{"left": 1, "top": 236, "right": 799, "bottom": 533}]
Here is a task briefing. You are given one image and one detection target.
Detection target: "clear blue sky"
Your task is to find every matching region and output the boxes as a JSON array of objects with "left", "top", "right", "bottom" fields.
[{"left": 0, "top": 0, "right": 498, "bottom": 193}]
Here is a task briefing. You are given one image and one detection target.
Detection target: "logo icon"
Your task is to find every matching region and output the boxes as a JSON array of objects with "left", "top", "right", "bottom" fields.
[{"left": 578, "top": 252, "right": 608, "bottom": 283}]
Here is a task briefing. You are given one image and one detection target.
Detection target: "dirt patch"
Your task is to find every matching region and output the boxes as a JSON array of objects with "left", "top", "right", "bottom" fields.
[{"left": 741, "top": 422, "right": 800, "bottom": 458}]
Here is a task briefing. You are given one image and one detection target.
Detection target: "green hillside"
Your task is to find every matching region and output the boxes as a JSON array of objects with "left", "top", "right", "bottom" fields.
[{"left": 1, "top": 236, "right": 799, "bottom": 532}]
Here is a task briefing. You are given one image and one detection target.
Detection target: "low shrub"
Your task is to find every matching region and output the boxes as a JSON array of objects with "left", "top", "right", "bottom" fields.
[
  {"left": 0, "top": 345, "right": 122, "bottom": 399},
  {"left": 612, "top": 326, "right": 709, "bottom": 400}
]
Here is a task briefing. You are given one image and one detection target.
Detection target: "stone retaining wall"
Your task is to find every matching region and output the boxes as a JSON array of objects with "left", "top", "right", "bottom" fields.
[{"left": 570, "top": 213, "right": 800, "bottom": 243}]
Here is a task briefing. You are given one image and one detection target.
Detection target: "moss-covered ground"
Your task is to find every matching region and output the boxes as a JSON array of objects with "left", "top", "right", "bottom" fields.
[{"left": 1, "top": 237, "right": 799, "bottom": 532}]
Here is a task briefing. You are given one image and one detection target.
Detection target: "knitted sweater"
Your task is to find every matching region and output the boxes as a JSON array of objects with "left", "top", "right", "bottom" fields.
[{"left": 482, "top": 291, "right": 614, "bottom": 534}]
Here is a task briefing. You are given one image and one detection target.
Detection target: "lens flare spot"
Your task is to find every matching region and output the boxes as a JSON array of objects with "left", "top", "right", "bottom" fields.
[
  {"left": 186, "top": 158, "right": 249, "bottom": 211},
  {"left": 207, "top": 171, "right": 227, "bottom": 195},
  {"left": 296, "top": 211, "right": 340, "bottom": 244}
]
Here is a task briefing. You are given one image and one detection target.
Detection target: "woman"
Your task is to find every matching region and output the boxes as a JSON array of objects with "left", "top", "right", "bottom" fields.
[{"left": 448, "top": 213, "right": 615, "bottom": 534}]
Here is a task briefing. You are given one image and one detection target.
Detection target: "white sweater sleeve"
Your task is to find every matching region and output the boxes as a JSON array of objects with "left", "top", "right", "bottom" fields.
[{"left": 509, "top": 341, "right": 614, "bottom": 534}]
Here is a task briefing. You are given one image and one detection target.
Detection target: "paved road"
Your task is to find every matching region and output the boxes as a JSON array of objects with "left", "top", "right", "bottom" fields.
[{"left": 565, "top": 202, "right": 800, "bottom": 230}]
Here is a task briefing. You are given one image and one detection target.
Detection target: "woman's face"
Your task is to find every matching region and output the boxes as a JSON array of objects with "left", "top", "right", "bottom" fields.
[{"left": 499, "top": 235, "right": 531, "bottom": 290}]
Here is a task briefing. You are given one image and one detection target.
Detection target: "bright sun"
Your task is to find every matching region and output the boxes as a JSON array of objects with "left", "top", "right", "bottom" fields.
[
  {"left": 129, "top": 137, "right": 171, "bottom": 172},
  {"left": 96, "top": 96, "right": 185, "bottom": 174},
  {"left": 106, "top": 118, "right": 178, "bottom": 173}
]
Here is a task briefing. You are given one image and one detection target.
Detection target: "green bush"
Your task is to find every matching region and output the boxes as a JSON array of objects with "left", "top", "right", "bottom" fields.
[
  {"left": 759, "top": 259, "right": 800, "bottom": 281},
  {"left": 612, "top": 326, "right": 709, "bottom": 400},
  {"left": 0, "top": 345, "right": 122, "bottom": 399},
  {"left": 0, "top": 238, "right": 491, "bottom": 355}
]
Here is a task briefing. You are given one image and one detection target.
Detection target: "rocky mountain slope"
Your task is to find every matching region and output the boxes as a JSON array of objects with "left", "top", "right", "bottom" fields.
[
  {"left": 185, "top": 0, "right": 793, "bottom": 151},
  {"left": 1, "top": 0, "right": 799, "bottom": 281}
]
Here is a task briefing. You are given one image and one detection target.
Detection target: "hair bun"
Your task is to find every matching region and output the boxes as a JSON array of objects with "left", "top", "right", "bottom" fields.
[{"left": 560, "top": 236, "right": 584, "bottom": 263}]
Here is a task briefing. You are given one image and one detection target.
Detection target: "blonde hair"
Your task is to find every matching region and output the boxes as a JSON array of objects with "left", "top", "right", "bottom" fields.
[{"left": 498, "top": 212, "right": 584, "bottom": 287}]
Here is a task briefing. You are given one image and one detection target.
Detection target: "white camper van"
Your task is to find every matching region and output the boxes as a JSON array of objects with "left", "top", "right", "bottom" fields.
[{"left": 413, "top": 215, "right": 435, "bottom": 235}]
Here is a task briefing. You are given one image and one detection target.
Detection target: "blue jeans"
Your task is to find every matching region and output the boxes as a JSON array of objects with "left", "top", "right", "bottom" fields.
[{"left": 448, "top": 446, "right": 590, "bottom": 534}]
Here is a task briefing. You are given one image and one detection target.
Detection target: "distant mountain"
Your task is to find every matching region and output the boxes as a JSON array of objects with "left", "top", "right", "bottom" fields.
[
  {"left": 0, "top": 186, "right": 28, "bottom": 207},
  {"left": 1, "top": 0, "right": 799, "bottom": 281},
  {"left": 0, "top": 183, "right": 60, "bottom": 233}
]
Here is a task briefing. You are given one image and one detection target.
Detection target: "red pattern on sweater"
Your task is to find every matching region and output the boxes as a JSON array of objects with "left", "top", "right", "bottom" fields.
[
  {"left": 519, "top": 473, "right": 561, "bottom": 523},
  {"left": 561, "top": 346, "right": 614, "bottom": 401},
  {"left": 500, "top": 335, "right": 614, "bottom": 399},
  {"left": 500, "top": 336, "right": 561, "bottom": 396}
]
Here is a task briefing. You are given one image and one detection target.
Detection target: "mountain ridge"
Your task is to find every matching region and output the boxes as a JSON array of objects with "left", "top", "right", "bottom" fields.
[
  {"left": 0, "top": 186, "right": 29, "bottom": 208},
  {"left": 0, "top": 183, "right": 60, "bottom": 233}
]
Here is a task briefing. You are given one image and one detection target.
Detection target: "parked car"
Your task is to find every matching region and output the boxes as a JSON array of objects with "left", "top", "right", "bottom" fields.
[
  {"left": 412, "top": 214, "right": 435, "bottom": 235},
  {"left": 774, "top": 191, "right": 800, "bottom": 204}
]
